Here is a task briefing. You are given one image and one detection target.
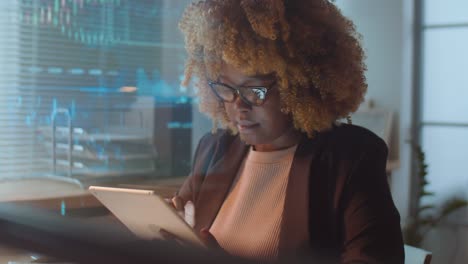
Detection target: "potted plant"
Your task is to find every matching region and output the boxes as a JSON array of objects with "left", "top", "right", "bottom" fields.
[{"left": 403, "top": 144, "right": 468, "bottom": 247}]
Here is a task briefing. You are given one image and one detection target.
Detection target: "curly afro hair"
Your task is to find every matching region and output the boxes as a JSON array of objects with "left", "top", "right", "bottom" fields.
[{"left": 179, "top": 0, "right": 367, "bottom": 137}]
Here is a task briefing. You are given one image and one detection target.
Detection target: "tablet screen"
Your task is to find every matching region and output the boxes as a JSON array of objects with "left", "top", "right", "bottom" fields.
[{"left": 88, "top": 186, "right": 205, "bottom": 247}]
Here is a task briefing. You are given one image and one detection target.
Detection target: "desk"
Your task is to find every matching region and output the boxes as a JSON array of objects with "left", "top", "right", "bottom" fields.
[
  {"left": 0, "top": 177, "right": 186, "bottom": 263},
  {"left": 0, "top": 177, "right": 186, "bottom": 210},
  {"left": 0, "top": 244, "right": 34, "bottom": 264}
]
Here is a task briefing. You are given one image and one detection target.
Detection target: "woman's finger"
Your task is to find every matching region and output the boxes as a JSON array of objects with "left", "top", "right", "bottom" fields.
[
  {"left": 171, "top": 196, "right": 185, "bottom": 211},
  {"left": 166, "top": 196, "right": 185, "bottom": 218},
  {"left": 184, "top": 201, "right": 195, "bottom": 227}
]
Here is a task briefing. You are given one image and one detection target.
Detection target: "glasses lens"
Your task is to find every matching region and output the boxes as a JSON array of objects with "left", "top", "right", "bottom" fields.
[
  {"left": 210, "top": 83, "right": 235, "bottom": 102},
  {"left": 240, "top": 87, "right": 267, "bottom": 106}
]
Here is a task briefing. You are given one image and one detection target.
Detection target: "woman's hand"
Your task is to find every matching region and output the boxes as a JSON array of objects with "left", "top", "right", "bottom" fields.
[
  {"left": 165, "top": 196, "right": 194, "bottom": 227},
  {"left": 161, "top": 196, "right": 222, "bottom": 250}
]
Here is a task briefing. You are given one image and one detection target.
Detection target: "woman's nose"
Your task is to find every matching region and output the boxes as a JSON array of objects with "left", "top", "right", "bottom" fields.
[{"left": 233, "top": 93, "right": 251, "bottom": 111}]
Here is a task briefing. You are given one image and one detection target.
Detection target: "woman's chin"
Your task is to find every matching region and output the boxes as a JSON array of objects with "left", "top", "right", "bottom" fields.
[{"left": 238, "top": 133, "right": 258, "bottom": 146}]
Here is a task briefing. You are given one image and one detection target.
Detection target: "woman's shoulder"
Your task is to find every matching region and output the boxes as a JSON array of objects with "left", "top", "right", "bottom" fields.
[
  {"left": 311, "top": 123, "right": 388, "bottom": 157},
  {"left": 328, "top": 123, "right": 385, "bottom": 143}
]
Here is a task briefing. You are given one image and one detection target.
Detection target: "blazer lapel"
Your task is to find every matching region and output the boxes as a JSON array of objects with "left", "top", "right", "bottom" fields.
[
  {"left": 194, "top": 135, "right": 249, "bottom": 231},
  {"left": 278, "top": 134, "right": 323, "bottom": 258}
]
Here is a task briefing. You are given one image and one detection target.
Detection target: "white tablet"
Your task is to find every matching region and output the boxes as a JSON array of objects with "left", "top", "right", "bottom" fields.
[{"left": 88, "top": 186, "right": 205, "bottom": 247}]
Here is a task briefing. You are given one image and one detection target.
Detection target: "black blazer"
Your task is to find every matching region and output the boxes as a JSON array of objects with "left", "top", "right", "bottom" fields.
[{"left": 177, "top": 124, "right": 404, "bottom": 263}]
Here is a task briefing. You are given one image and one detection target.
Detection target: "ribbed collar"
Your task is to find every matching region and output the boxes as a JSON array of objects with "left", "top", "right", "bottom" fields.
[{"left": 247, "top": 145, "right": 298, "bottom": 164}]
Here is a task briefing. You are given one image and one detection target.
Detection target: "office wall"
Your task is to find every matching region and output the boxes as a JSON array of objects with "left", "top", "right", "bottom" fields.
[
  {"left": 334, "top": 0, "right": 414, "bottom": 222},
  {"left": 337, "top": 1, "right": 467, "bottom": 264}
]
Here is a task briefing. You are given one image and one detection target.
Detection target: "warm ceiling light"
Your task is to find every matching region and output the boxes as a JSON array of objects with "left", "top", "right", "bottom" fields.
[{"left": 120, "top": 86, "right": 137, "bottom": 93}]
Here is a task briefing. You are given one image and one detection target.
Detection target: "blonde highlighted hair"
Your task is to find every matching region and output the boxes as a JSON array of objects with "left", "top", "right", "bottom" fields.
[{"left": 179, "top": 0, "right": 367, "bottom": 137}]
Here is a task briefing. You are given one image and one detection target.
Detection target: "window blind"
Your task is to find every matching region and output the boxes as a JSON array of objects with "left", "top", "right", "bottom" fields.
[{"left": 0, "top": 0, "right": 192, "bottom": 181}]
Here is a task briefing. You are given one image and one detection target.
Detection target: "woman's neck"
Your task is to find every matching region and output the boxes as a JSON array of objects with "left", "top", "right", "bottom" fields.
[{"left": 253, "top": 128, "right": 302, "bottom": 152}]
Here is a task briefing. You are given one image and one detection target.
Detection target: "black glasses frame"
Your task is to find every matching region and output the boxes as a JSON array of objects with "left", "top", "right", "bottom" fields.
[{"left": 208, "top": 81, "right": 275, "bottom": 106}]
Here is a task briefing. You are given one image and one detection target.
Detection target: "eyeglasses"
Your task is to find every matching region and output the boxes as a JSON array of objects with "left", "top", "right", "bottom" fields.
[{"left": 208, "top": 80, "right": 275, "bottom": 106}]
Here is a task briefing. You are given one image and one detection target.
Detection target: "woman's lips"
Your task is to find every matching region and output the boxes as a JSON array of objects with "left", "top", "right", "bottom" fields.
[{"left": 237, "top": 121, "right": 259, "bottom": 132}]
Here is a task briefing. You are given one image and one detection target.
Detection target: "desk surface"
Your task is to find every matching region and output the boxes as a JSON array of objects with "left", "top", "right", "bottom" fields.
[
  {"left": 0, "top": 213, "right": 131, "bottom": 264},
  {"left": 0, "top": 176, "right": 186, "bottom": 263},
  {"left": 0, "top": 177, "right": 186, "bottom": 202},
  {"left": 0, "top": 244, "right": 34, "bottom": 264},
  {"left": 0, "top": 179, "right": 88, "bottom": 202}
]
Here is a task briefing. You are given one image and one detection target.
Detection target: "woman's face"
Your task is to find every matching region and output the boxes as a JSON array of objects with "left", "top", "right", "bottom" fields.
[{"left": 217, "top": 64, "right": 300, "bottom": 151}]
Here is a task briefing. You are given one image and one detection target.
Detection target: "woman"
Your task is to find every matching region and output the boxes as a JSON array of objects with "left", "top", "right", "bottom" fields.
[{"left": 166, "top": 0, "right": 404, "bottom": 263}]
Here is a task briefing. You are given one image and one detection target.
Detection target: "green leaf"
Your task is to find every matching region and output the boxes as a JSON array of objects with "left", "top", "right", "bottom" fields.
[
  {"left": 439, "top": 198, "right": 468, "bottom": 218},
  {"left": 418, "top": 217, "right": 435, "bottom": 226},
  {"left": 417, "top": 205, "right": 435, "bottom": 213},
  {"left": 403, "top": 226, "right": 423, "bottom": 247},
  {"left": 420, "top": 179, "right": 429, "bottom": 187},
  {"left": 420, "top": 191, "right": 435, "bottom": 197}
]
